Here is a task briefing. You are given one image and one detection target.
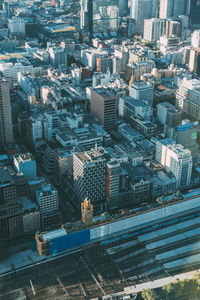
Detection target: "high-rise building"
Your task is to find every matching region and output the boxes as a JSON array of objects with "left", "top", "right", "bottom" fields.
[
  {"left": 119, "top": 0, "right": 128, "bottom": 16},
  {"left": 176, "top": 79, "right": 200, "bottom": 120},
  {"left": 143, "top": 18, "right": 165, "bottom": 42},
  {"left": 156, "top": 139, "right": 192, "bottom": 189},
  {"left": 36, "top": 184, "right": 61, "bottom": 230},
  {"left": 80, "top": 0, "right": 121, "bottom": 35},
  {"left": 189, "top": 48, "right": 200, "bottom": 75},
  {"left": 8, "top": 17, "right": 25, "bottom": 35},
  {"left": 129, "top": 81, "right": 154, "bottom": 106},
  {"left": 91, "top": 87, "right": 117, "bottom": 130},
  {"left": 106, "top": 160, "right": 120, "bottom": 210},
  {"left": 73, "top": 149, "right": 106, "bottom": 214},
  {"left": 0, "top": 78, "right": 13, "bottom": 153},
  {"left": 0, "top": 167, "right": 22, "bottom": 238},
  {"left": 191, "top": 30, "right": 200, "bottom": 48},
  {"left": 130, "top": 0, "right": 151, "bottom": 35},
  {"left": 160, "top": 0, "right": 191, "bottom": 18},
  {"left": 190, "top": 0, "right": 200, "bottom": 24}
]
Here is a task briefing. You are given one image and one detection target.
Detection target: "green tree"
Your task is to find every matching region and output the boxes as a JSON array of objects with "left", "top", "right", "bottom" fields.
[{"left": 142, "top": 289, "right": 157, "bottom": 300}]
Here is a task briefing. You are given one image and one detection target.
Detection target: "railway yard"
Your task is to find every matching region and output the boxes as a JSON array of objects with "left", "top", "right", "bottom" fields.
[{"left": 1, "top": 209, "right": 200, "bottom": 299}]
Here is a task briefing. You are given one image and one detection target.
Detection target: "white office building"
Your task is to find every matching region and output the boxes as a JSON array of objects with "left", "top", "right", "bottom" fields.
[
  {"left": 191, "top": 30, "right": 200, "bottom": 48},
  {"left": 129, "top": 81, "right": 154, "bottom": 106},
  {"left": 156, "top": 139, "right": 192, "bottom": 189},
  {"left": 143, "top": 18, "right": 165, "bottom": 42},
  {"left": 36, "top": 184, "right": 59, "bottom": 214}
]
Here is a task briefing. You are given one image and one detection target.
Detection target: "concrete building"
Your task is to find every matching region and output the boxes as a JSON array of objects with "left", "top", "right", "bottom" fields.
[
  {"left": 171, "top": 121, "right": 199, "bottom": 151},
  {"left": 91, "top": 88, "right": 117, "bottom": 130},
  {"left": 143, "top": 18, "right": 165, "bottom": 42},
  {"left": 176, "top": 79, "right": 200, "bottom": 120},
  {"left": 159, "top": 35, "right": 180, "bottom": 55},
  {"left": 126, "top": 60, "right": 155, "bottom": 82},
  {"left": 73, "top": 149, "right": 106, "bottom": 214},
  {"left": 189, "top": 48, "right": 200, "bottom": 75},
  {"left": 8, "top": 17, "right": 25, "bottom": 35},
  {"left": 0, "top": 78, "right": 13, "bottom": 152},
  {"left": 156, "top": 139, "right": 192, "bottom": 189},
  {"left": 157, "top": 102, "right": 181, "bottom": 126},
  {"left": 119, "top": 96, "right": 153, "bottom": 121},
  {"left": 130, "top": 0, "right": 151, "bottom": 35},
  {"left": 13, "top": 153, "right": 37, "bottom": 179},
  {"left": 80, "top": 0, "right": 120, "bottom": 34},
  {"left": 160, "top": 0, "right": 190, "bottom": 18},
  {"left": 36, "top": 184, "right": 61, "bottom": 230},
  {"left": 18, "top": 196, "right": 41, "bottom": 234},
  {"left": 129, "top": 81, "right": 154, "bottom": 106},
  {"left": 49, "top": 46, "right": 68, "bottom": 69},
  {"left": 106, "top": 160, "right": 120, "bottom": 210},
  {"left": 191, "top": 30, "right": 200, "bottom": 48},
  {"left": 0, "top": 167, "right": 22, "bottom": 239}
]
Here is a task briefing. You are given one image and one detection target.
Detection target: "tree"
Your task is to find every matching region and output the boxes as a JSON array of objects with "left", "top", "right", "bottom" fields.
[{"left": 142, "top": 289, "right": 157, "bottom": 300}]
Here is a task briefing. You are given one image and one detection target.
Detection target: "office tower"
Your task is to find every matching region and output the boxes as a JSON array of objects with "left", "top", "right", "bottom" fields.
[
  {"left": 91, "top": 88, "right": 117, "bottom": 130},
  {"left": 160, "top": 0, "right": 191, "bottom": 18},
  {"left": 73, "top": 149, "right": 106, "bottom": 214},
  {"left": 80, "top": 0, "right": 93, "bottom": 33},
  {"left": 189, "top": 48, "right": 200, "bottom": 75},
  {"left": 36, "top": 184, "right": 61, "bottom": 229},
  {"left": 176, "top": 79, "right": 200, "bottom": 120},
  {"left": 190, "top": 0, "right": 200, "bottom": 24},
  {"left": 130, "top": 0, "right": 150, "bottom": 35},
  {"left": 129, "top": 81, "right": 154, "bottom": 106},
  {"left": 106, "top": 160, "right": 120, "bottom": 210},
  {"left": 191, "top": 30, "right": 200, "bottom": 48},
  {"left": 156, "top": 140, "right": 192, "bottom": 189},
  {"left": 119, "top": 0, "right": 128, "bottom": 16},
  {"left": 0, "top": 167, "right": 22, "bottom": 238},
  {"left": 143, "top": 18, "right": 165, "bottom": 42},
  {"left": 0, "top": 78, "right": 13, "bottom": 153},
  {"left": 80, "top": 0, "right": 120, "bottom": 35}
]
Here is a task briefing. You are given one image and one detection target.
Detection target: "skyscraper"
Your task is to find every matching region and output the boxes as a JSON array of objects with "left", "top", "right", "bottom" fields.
[
  {"left": 0, "top": 78, "right": 13, "bottom": 153},
  {"left": 73, "top": 149, "right": 106, "bottom": 214},
  {"left": 130, "top": 0, "right": 150, "bottom": 35},
  {"left": 190, "top": 0, "right": 200, "bottom": 24},
  {"left": 160, "top": 0, "right": 191, "bottom": 18},
  {"left": 143, "top": 18, "right": 165, "bottom": 42},
  {"left": 80, "top": 0, "right": 120, "bottom": 35},
  {"left": 0, "top": 167, "right": 22, "bottom": 238}
]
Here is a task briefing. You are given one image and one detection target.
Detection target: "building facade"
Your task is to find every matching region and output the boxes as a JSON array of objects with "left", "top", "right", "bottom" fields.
[
  {"left": 0, "top": 78, "right": 13, "bottom": 152},
  {"left": 73, "top": 149, "right": 106, "bottom": 214}
]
